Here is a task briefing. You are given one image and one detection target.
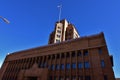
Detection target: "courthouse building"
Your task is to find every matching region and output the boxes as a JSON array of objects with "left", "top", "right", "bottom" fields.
[{"left": 0, "top": 19, "right": 115, "bottom": 80}]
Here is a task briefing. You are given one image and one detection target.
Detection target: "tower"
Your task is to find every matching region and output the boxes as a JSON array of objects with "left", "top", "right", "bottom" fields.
[{"left": 48, "top": 19, "right": 80, "bottom": 44}]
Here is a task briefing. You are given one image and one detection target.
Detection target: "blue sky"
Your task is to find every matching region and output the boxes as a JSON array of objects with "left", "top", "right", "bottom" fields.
[{"left": 0, "top": 0, "right": 120, "bottom": 78}]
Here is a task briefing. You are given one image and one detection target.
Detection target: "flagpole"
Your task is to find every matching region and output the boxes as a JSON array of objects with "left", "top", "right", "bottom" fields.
[{"left": 58, "top": 5, "right": 62, "bottom": 23}]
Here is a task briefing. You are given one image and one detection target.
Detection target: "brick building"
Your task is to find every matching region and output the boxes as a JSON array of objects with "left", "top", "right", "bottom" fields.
[{"left": 0, "top": 19, "right": 115, "bottom": 80}]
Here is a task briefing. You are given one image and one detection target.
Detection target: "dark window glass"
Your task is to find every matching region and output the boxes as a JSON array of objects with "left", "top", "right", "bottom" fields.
[
  {"left": 52, "top": 54, "right": 55, "bottom": 59},
  {"left": 78, "top": 62, "right": 83, "bottom": 69},
  {"left": 43, "top": 62, "right": 47, "bottom": 68},
  {"left": 85, "top": 76, "right": 91, "bottom": 80},
  {"left": 49, "top": 76, "right": 52, "bottom": 80},
  {"left": 66, "top": 52, "right": 70, "bottom": 58},
  {"left": 104, "top": 75, "right": 108, "bottom": 80},
  {"left": 54, "top": 76, "right": 57, "bottom": 80},
  {"left": 61, "top": 64, "right": 64, "bottom": 70},
  {"left": 44, "top": 56, "right": 46, "bottom": 61},
  {"left": 56, "top": 54, "right": 60, "bottom": 59},
  {"left": 83, "top": 50, "right": 88, "bottom": 56},
  {"left": 59, "top": 76, "right": 64, "bottom": 80},
  {"left": 48, "top": 55, "right": 51, "bottom": 60},
  {"left": 65, "top": 76, "right": 69, "bottom": 80},
  {"left": 77, "top": 50, "right": 82, "bottom": 56},
  {"left": 72, "top": 51, "right": 76, "bottom": 57},
  {"left": 98, "top": 48, "right": 102, "bottom": 54},
  {"left": 72, "top": 63, "right": 76, "bottom": 69},
  {"left": 58, "top": 26, "right": 61, "bottom": 29},
  {"left": 56, "top": 39, "right": 60, "bottom": 43},
  {"left": 78, "top": 76, "right": 83, "bottom": 80},
  {"left": 66, "top": 63, "right": 70, "bottom": 70},
  {"left": 57, "top": 30, "right": 61, "bottom": 33},
  {"left": 72, "top": 76, "right": 76, "bottom": 80},
  {"left": 84, "top": 62, "right": 90, "bottom": 68},
  {"left": 41, "top": 62, "right": 47, "bottom": 68},
  {"left": 101, "top": 60, "right": 105, "bottom": 68},
  {"left": 61, "top": 53, "right": 64, "bottom": 58},
  {"left": 56, "top": 64, "right": 60, "bottom": 70},
  {"left": 51, "top": 64, "right": 55, "bottom": 70},
  {"left": 57, "top": 34, "right": 60, "bottom": 37}
]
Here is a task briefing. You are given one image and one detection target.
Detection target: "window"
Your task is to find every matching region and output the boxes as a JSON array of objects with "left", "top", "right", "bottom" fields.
[
  {"left": 104, "top": 75, "right": 108, "bottom": 80},
  {"left": 78, "top": 62, "right": 83, "bottom": 69},
  {"left": 77, "top": 50, "right": 82, "bottom": 56},
  {"left": 66, "top": 63, "right": 70, "bottom": 70},
  {"left": 61, "top": 64, "right": 64, "bottom": 70},
  {"left": 56, "top": 39, "right": 60, "bottom": 43},
  {"left": 101, "top": 60, "right": 105, "bottom": 68},
  {"left": 56, "top": 54, "right": 60, "bottom": 59},
  {"left": 66, "top": 52, "right": 70, "bottom": 58},
  {"left": 98, "top": 48, "right": 102, "bottom": 54},
  {"left": 65, "top": 76, "right": 69, "bottom": 80},
  {"left": 56, "top": 64, "right": 60, "bottom": 70},
  {"left": 52, "top": 54, "right": 55, "bottom": 60},
  {"left": 78, "top": 76, "right": 83, "bottom": 80},
  {"left": 54, "top": 76, "right": 57, "bottom": 80},
  {"left": 48, "top": 55, "right": 51, "bottom": 60},
  {"left": 51, "top": 64, "right": 55, "bottom": 70},
  {"left": 41, "top": 62, "right": 47, "bottom": 68},
  {"left": 61, "top": 53, "right": 65, "bottom": 58},
  {"left": 59, "top": 76, "right": 64, "bottom": 80},
  {"left": 85, "top": 76, "right": 91, "bottom": 80},
  {"left": 84, "top": 62, "right": 90, "bottom": 68},
  {"left": 58, "top": 26, "right": 61, "bottom": 29},
  {"left": 57, "top": 30, "right": 61, "bottom": 33},
  {"left": 72, "top": 51, "right": 76, "bottom": 57},
  {"left": 72, "top": 76, "right": 76, "bottom": 80},
  {"left": 72, "top": 63, "right": 76, "bottom": 69},
  {"left": 43, "top": 62, "right": 47, "bottom": 68},
  {"left": 57, "top": 34, "right": 61, "bottom": 38},
  {"left": 83, "top": 50, "right": 88, "bottom": 56},
  {"left": 49, "top": 76, "right": 52, "bottom": 80}
]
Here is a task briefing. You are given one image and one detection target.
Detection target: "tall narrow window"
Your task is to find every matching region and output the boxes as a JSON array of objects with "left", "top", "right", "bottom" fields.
[
  {"left": 48, "top": 55, "right": 51, "bottom": 60},
  {"left": 104, "top": 75, "right": 108, "bottom": 80},
  {"left": 65, "top": 76, "right": 69, "bottom": 80},
  {"left": 56, "top": 64, "right": 60, "bottom": 70},
  {"left": 56, "top": 54, "right": 60, "bottom": 59},
  {"left": 101, "top": 60, "right": 105, "bottom": 68},
  {"left": 49, "top": 76, "right": 52, "bottom": 80},
  {"left": 51, "top": 64, "right": 55, "bottom": 70},
  {"left": 72, "top": 63, "right": 76, "bottom": 69},
  {"left": 83, "top": 50, "right": 88, "bottom": 56},
  {"left": 66, "top": 63, "right": 70, "bottom": 70},
  {"left": 78, "top": 62, "right": 83, "bottom": 69},
  {"left": 98, "top": 48, "right": 102, "bottom": 54},
  {"left": 66, "top": 52, "right": 70, "bottom": 58},
  {"left": 72, "top": 51, "right": 76, "bottom": 57},
  {"left": 78, "top": 76, "right": 83, "bottom": 80},
  {"left": 85, "top": 76, "right": 91, "bottom": 80},
  {"left": 52, "top": 54, "right": 55, "bottom": 60},
  {"left": 61, "top": 64, "right": 64, "bottom": 70},
  {"left": 84, "top": 62, "right": 90, "bottom": 68},
  {"left": 61, "top": 53, "right": 65, "bottom": 58},
  {"left": 72, "top": 76, "right": 76, "bottom": 80},
  {"left": 77, "top": 50, "right": 82, "bottom": 56}
]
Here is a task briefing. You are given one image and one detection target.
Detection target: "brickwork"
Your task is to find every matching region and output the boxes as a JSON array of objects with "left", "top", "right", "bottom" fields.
[{"left": 0, "top": 32, "right": 115, "bottom": 80}]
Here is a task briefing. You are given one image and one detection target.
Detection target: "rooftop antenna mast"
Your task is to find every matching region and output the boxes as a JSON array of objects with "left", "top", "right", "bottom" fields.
[{"left": 57, "top": 4, "right": 62, "bottom": 23}]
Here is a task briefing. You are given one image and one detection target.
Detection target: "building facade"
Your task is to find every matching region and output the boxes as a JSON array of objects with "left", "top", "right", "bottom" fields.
[{"left": 0, "top": 20, "right": 115, "bottom": 80}]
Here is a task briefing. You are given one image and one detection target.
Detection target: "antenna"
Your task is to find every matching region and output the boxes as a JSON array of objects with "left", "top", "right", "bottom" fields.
[{"left": 57, "top": 4, "right": 62, "bottom": 23}]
